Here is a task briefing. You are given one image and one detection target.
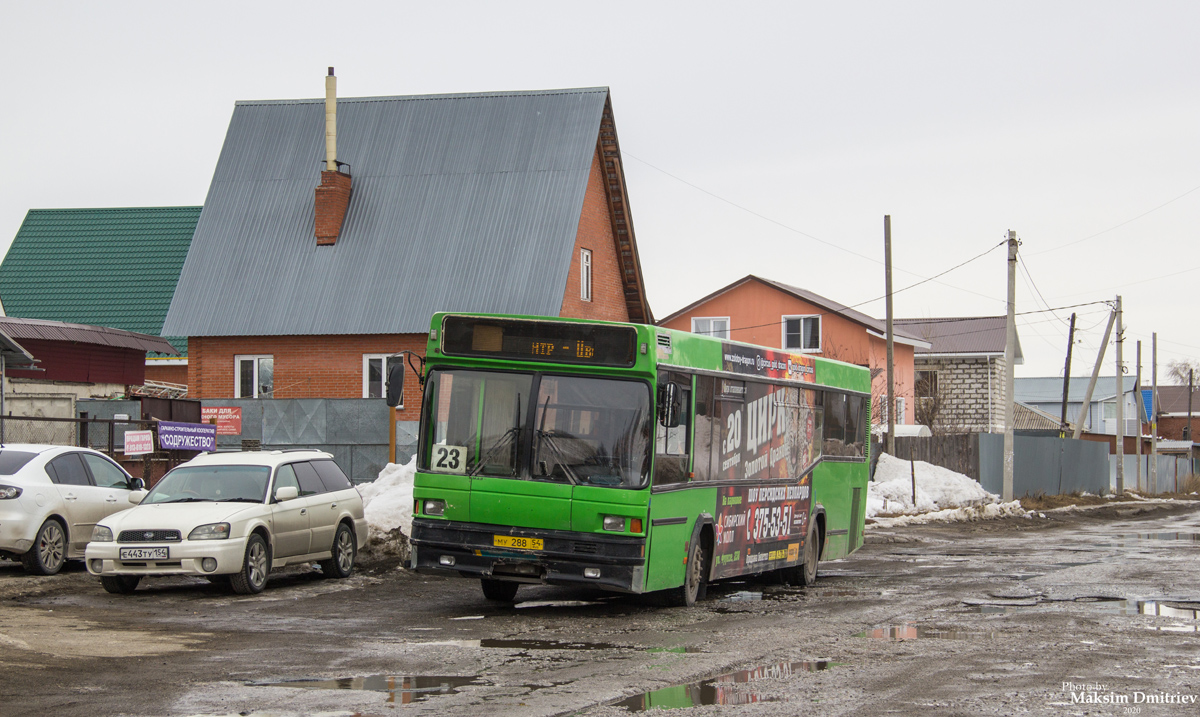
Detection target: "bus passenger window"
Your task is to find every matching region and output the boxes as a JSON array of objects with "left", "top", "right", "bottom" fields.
[
  {"left": 824, "top": 392, "right": 848, "bottom": 457},
  {"left": 654, "top": 372, "right": 691, "bottom": 485},
  {"left": 844, "top": 395, "right": 864, "bottom": 458},
  {"left": 692, "top": 375, "right": 718, "bottom": 481}
]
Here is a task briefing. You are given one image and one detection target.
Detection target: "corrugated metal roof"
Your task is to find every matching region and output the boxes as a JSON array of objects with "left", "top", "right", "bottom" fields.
[
  {"left": 1157, "top": 385, "right": 1200, "bottom": 413},
  {"left": 0, "top": 316, "right": 178, "bottom": 354},
  {"left": 163, "top": 87, "right": 613, "bottom": 337},
  {"left": 0, "top": 207, "right": 199, "bottom": 355},
  {"left": 896, "top": 316, "right": 1023, "bottom": 361},
  {"left": 1016, "top": 376, "right": 1134, "bottom": 404},
  {"left": 1014, "top": 401, "right": 1071, "bottom": 431},
  {"left": 0, "top": 328, "right": 36, "bottom": 367}
]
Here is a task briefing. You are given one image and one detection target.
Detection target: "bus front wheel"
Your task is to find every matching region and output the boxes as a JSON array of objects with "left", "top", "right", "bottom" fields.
[
  {"left": 670, "top": 535, "right": 710, "bottom": 607},
  {"left": 481, "top": 578, "right": 519, "bottom": 602}
]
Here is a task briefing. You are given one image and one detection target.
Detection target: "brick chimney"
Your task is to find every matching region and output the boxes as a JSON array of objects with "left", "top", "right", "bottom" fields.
[{"left": 315, "top": 67, "right": 351, "bottom": 246}]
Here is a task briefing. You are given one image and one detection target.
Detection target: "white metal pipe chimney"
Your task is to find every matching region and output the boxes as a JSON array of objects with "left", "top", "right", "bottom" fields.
[{"left": 325, "top": 67, "right": 337, "bottom": 171}]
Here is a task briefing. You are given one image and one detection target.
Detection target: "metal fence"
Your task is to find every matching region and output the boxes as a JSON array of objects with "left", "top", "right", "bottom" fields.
[
  {"left": 0, "top": 414, "right": 190, "bottom": 483},
  {"left": 871, "top": 433, "right": 1112, "bottom": 497},
  {"left": 1109, "top": 455, "right": 1195, "bottom": 494}
]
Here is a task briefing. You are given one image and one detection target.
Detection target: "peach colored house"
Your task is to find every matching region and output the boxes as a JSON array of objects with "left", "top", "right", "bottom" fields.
[{"left": 658, "top": 275, "right": 929, "bottom": 426}]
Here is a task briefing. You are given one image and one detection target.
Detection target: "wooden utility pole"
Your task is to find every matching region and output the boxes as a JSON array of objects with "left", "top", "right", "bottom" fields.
[
  {"left": 1072, "top": 309, "right": 1117, "bottom": 440},
  {"left": 1151, "top": 332, "right": 1158, "bottom": 494},
  {"left": 1002, "top": 230, "right": 1018, "bottom": 502},
  {"left": 1059, "top": 313, "right": 1076, "bottom": 435},
  {"left": 1188, "top": 369, "right": 1194, "bottom": 446},
  {"left": 885, "top": 215, "right": 896, "bottom": 457},
  {"left": 1135, "top": 341, "right": 1142, "bottom": 492},
  {"left": 1115, "top": 295, "right": 1124, "bottom": 494}
]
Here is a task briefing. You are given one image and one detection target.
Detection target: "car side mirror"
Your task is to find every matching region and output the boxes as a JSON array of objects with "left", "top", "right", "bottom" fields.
[
  {"left": 385, "top": 361, "right": 405, "bottom": 408},
  {"left": 129, "top": 477, "right": 145, "bottom": 491},
  {"left": 275, "top": 486, "right": 299, "bottom": 502},
  {"left": 128, "top": 490, "right": 147, "bottom": 504}
]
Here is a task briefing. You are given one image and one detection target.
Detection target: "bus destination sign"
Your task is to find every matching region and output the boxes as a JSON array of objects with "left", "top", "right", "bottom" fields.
[{"left": 441, "top": 316, "right": 636, "bottom": 367}]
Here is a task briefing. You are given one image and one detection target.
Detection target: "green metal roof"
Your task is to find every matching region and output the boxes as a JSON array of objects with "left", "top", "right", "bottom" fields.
[{"left": 0, "top": 207, "right": 201, "bottom": 356}]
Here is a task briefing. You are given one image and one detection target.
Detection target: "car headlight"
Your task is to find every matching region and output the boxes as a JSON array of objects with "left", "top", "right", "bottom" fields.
[
  {"left": 92, "top": 525, "right": 113, "bottom": 542},
  {"left": 0, "top": 484, "right": 22, "bottom": 500},
  {"left": 188, "top": 523, "right": 231, "bottom": 540}
]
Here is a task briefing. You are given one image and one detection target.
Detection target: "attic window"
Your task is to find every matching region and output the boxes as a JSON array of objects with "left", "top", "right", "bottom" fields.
[
  {"left": 692, "top": 317, "right": 729, "bottom": 340},
  {"left": 783, "top": 316, "right": 821, "bottom": 352},
  {"left": 580, "top": 249, "right": 593, "bottom": 302}
]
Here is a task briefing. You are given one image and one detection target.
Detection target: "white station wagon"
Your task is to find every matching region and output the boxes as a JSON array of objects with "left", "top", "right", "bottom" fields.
[{"left": 86, "top": 450, "right": 368, "bottom": 594}]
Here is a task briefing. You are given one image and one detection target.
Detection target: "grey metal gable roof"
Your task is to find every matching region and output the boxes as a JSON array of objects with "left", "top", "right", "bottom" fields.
[
  {"left": 163, "top": 87, "right": 610, "bottom": 337},
  {"left": 896, "top": 316, "right": 1023, "bottom": 361}
]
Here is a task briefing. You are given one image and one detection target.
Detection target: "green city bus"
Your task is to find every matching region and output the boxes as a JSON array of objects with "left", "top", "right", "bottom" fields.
[{"left": 395, "top": 313, "right": 870, "bottom": 606}]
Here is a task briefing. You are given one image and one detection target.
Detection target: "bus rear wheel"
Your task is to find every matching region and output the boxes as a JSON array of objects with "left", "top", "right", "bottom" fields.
[
  {"left": 800, "top": 522, "right": 820, "bottom": 586},
  {"left": 481, "top": 578, "right": 519, "bottom": 602}
]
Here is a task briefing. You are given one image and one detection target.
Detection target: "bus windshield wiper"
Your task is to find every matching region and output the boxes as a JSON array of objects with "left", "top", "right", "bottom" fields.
[
  {"left": 469, "top": 393, "right": 522, "bottom": 477},
  {"left": 535, "top": 430, "right": 580, "bottom": 485}
]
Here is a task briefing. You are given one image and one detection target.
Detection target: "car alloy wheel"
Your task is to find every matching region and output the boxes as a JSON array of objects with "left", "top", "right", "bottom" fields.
[
  {"left": 231, "top": 534, "right": 270, "bottom": 594},
  {"left": 23, "top": 519, "right": 66, "bottom": 575}
]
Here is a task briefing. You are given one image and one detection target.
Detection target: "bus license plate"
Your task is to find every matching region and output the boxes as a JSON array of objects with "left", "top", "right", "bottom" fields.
[
  {"left": 493, "top": 535, "right": 543, "bottom": 551},
  {"left": 120, "top": 546, "right": 168, "bottom": 560}
]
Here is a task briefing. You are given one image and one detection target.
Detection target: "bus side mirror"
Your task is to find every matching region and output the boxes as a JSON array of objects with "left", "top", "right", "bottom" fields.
[
  {"left": 660, "top": 382, "right": 683, "bottom": 428},
  {"left": 386, "top": 362, "right": 405, "bottom": 408}
]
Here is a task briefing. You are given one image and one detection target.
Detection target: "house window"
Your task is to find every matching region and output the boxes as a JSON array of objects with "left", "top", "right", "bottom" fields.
[
  {"left": 363, "top": 354, "right": 402, "bottom": 404},
  {"left": 235, "top": 355, "right": 273, "bottom": 398},
  {"left": 1103, "top": 401, "right": 1116, "bottom": 419},
  {"left": 878, "top": 395, "right": 907, "bottom": 426},
  {"left": 783, "top": 315, "right": 821, "bottom": 352},
  {"left": 915, "top": 371, "right": 938, "bottom": 399},
  {"left": 580, "top": 248, "right": 592, "bottom": 301},
  {"left": 692, "top": 317, "right": 730, "bottom": 339}
]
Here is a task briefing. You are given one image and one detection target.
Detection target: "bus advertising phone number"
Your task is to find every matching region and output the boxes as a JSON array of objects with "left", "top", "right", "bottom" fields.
[{"left": 748, "top": 504, "right": 794, "bottom": 541}]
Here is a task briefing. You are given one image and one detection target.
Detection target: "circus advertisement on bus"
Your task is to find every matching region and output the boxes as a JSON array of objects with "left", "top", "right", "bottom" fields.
[
  {"left": 710, "top": 478, "right": 812, "bottom": 580},
  {"left": 720, "top": 342, "right": 816, "bottom": 383},
  {"left": 712, "top": 380, "right": 822, "bottom": 484}
]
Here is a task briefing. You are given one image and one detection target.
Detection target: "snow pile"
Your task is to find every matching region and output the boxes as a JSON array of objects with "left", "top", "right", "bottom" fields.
[
  {"left": 868, "top": 453, "right": 1026, "bottom": 526},
  {"left": 358, "top": 457, "right": 417, "bottom": 540}
]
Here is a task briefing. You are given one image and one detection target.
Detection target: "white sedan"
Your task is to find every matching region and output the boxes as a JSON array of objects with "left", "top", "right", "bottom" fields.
[
  {"left": 0, "top": 444, "right": 142, "bottom": 575},
  {"left": 86, "top": 450, "right": 368, "bottom": 594}
]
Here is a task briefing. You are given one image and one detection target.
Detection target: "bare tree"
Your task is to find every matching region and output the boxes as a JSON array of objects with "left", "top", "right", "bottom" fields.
[{"left": 1166, "top": 358, "right": 1200, "bottom": 385}]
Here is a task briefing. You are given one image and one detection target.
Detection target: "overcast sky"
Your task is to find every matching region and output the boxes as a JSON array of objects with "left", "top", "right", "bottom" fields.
[{"left": 4, "top": 1, "right": 1198, "bottom": 380}]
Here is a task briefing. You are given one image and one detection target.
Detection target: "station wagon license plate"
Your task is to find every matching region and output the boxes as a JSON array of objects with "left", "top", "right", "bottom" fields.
[
  {"left": 493, "top": 535, "right": 543, "bottom": 551},
  {"left": 119, "top": 547, "right": 168, "bottom": 560}
]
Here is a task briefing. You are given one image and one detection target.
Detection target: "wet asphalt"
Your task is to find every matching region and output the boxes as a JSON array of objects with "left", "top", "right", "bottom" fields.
[{"left": 1, "top": 500, "right": 1199, "bottom": 716}]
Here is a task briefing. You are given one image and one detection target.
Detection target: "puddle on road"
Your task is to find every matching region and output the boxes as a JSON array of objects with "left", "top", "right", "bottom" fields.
[
  {"left": 855, "top": 624, "right": 997, "bottom": 640},
  {"left": 616, "top": 660, "right": 842, "bottom": 711},
  {"left": 249, "top": 674, "right": 489, "bottom": 704},
  {"left": 1117, "top": 533, "right": 1200, "bottom": 542},
  {"left": 647, "top": 646, "right": 705, "bottom": 654},
  {"left": 963, "top": 596, "right": 1200, "bottom": 620},
  {"left": 480, "top": 638, "right": 621, "bottom": 651}
]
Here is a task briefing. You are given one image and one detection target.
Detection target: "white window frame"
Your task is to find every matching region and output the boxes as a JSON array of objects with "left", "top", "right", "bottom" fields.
[
  {"left": 878, "top": 395, "right": 907, "bottom": 425},
  {"left": 691, "top": 316, "right": 730, "bottom": 339},
  {"left": 363, "top": 354, "right": 403, "bottom": 405},
  {"left": 234, "top": 355, "right": 274, "bottom": 398},
  {"left": 782, "top": 314, "right": 821, "bottom": 353},
  {"left": 580, "top": 248, "right": 593, "bottom": 302}
]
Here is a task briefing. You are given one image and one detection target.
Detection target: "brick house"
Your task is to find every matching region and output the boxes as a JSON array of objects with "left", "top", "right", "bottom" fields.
[
  {"left": 0, "top": 207, "right": 200, "bottom": 386},
  {"left": 895, "top": 316, "right": 1022, "bottom": 433},
  {"left": 161, "top": 80, "right": 651, "bottom": 421},
  {"left": 657, "top": 275, "right": 929, "bottom": 425},
  {"left": 1154, "top": 385, "right": 1200, "bottom": 441}
]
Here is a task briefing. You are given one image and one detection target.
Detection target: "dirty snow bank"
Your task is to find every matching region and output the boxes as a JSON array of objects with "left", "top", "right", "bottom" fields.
[
  {"left": 868, "top": 453, "right": 1026, "bottom": 526},
  {"left": 357, "top": 457, "right": 416, "bottom": 545}
]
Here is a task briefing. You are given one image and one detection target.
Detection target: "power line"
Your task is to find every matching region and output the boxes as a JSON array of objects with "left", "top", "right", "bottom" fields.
[
  {"left": 625, "top": 152, "right": 1004, "bottom": 303},
  {"left": 843, "top": 239, "right": 1007, "bottom": 310},
  {"left": 1029, "top": 180, "right": 1200, "bottom": 256}
]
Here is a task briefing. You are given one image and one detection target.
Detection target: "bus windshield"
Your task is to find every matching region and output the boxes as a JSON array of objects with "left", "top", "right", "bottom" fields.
[{"left": 421, "top": 369, "right": 652, "bottom": 488}]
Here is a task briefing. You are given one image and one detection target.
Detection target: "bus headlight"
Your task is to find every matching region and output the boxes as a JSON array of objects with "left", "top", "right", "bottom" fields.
[
  {"left": 602, "top": 515, "right": 625, "bottom": 532},
  {"left": 423, "top": 500, "right": 446, "bottom": 516}
]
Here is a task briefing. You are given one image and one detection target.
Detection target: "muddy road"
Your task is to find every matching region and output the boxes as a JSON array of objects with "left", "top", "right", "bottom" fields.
[{"left": 2, "top": 501, "right": 1199, "bottom": 717}]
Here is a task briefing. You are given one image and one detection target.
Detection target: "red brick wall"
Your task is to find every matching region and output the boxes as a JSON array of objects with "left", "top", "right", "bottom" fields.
[
  {"left": 188, "top": 334, "right": 428, "bottom": 419},
  {"left": 559, "top": 146, "right": 630, "bottom": 322},
  {"left": 145, "top": 364, "right": 188, "bottom": 385}
]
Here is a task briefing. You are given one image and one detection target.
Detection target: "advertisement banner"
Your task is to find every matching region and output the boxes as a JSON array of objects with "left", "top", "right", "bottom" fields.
[
  {"left": 157, "top": 421, "right": 217, "bottom": 452},
  {"left": 720, "top": 342, "right": 816, "bottom": 383},
  {"left": 200, "top": 406, "right": 242, "bottom": 436},
  {"left": 123, "top": 430, "right": 154, "bottom": 456},
  {"left": 710, "top": 476, "right": 812, "bottom": 580}
]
